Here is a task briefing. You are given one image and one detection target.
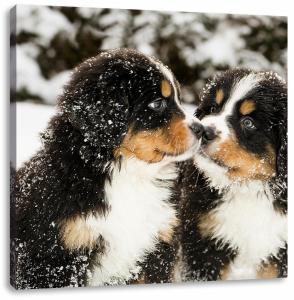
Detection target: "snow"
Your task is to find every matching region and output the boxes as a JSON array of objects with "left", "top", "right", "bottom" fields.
[
  {"left": 16, "top": 102, "right": 196, "bottom": 169},
  {"left": 17, "top": 5, "right": 74, "bottom": 45},
  {"left": 16, "top": 102, "right": 55, "bottom": 168},
  {"left": 195, "top": 24, "right": 246, "bottom": 66},
  {"left": 15, "top": 6, "right": 287, "bottom": 105},
  {"left": 16, "top": 5, "right": 74, "bottom": 104},
  {"left": 99, "top": 10, "right": 131, "bottom": 49},
  {"left": 16, "top": 44, "right": 72, "bottom": 104},
  {"left": 132, "top": 11, "right": 161, "bottom": 55},
  {"left": 78, "top": 7, "right": 103, "bottom": 18}
]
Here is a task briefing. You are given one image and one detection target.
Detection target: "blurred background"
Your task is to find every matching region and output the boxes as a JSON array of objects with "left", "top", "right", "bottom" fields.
[
  {"left": 16, "top": 5, "right": 287, "bottom": 105},
  {"left": 13, "top": 5, "right": 287, "bottom": 167}
]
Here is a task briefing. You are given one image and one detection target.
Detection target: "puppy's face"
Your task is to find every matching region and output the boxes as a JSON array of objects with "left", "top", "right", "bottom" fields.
[
  {"left": 116, "top": 55, "right": 198, "bottom": 163},
  {"left": 61, "top": 49, "right": 199, "bottom": 164},
  {"left": 194, "top": 69, "right": 287, "bottom": 183}
]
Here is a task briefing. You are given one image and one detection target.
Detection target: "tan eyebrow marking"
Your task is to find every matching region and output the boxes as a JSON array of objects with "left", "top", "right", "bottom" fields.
[
  {"left": 215, "top": 89, "right": 224, "bottom": 104},
  {"left": 161, "top": 80, "right": 172, "bottom": 98},
  {"left": 239, "top": 100, "right": 256, "bottom": 115}
]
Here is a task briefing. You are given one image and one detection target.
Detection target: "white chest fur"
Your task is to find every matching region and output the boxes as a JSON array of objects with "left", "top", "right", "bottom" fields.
[
  {"left": 87, "top": 158, "right": 178, "bottom": 286},
  {"left": 210, "top": 182, "right": 287, "bottom": 280}
]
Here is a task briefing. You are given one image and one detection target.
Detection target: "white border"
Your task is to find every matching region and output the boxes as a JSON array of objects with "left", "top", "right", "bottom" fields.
[{"left": 0, "top": 1, "right": 292, "bottom": 299}]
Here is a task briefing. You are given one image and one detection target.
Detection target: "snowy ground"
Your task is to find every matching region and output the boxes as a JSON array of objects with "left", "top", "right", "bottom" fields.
[
  {"left": 16, "top": 102, "right": 196, "bottom": 168},
  {"left": 16, "top": 102, "right": 55, "bottom": 167}
]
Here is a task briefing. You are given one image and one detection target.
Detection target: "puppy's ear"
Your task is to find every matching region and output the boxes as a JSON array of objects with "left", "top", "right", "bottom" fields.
[
  {"left": 270, "top": 83, "right": 287, "bottom": 213},
  {"left": 59, "top": 57, "right": 131, "bottom": 163}
]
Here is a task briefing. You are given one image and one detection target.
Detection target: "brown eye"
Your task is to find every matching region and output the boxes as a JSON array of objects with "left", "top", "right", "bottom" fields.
[
  {"left": 148, "top": 99, "right": 167, "bottom": 112},
  {"left": 241, "top": 117, "right": 256, "bottom": 130},
  {"left": 210, "top": 105, "right": 217, "bottom": 113}
]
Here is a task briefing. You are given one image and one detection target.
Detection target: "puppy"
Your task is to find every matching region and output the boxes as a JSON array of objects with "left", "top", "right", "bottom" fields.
[
  {"left": 179, "top": 69, "right": 287, "bottom": 281},
  {"left": 13, "top": 49, "right": 200, "bottom": 289}
]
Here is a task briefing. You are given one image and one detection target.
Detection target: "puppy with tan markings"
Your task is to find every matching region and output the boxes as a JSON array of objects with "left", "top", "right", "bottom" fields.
[
  {"left": 179, "top": 69, "right": 287, "bottom": 281},
  {"left": 13, "top": 49, "right": 200, "bottom": 289}
]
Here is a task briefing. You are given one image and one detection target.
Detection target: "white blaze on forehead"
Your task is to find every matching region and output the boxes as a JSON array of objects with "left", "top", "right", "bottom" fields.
[
  {"left": 195, "top": 73, "right": 270, "bottom": 188},
  {"left": 223, "top": 73, "right": 262, "bottom": 116},
  {"left": 149, "top": 57, "right": 199, "bottom": 138},
  {"left": 148, "top": 56, "right": 199, "bottom": 147},
  {"left": 159, "top": 64, "right": 179, "bottom": 102},
  {"left": 154, "top": 60, "right": 199, "bottom": 127},
  {"left": 148, "top": 56, "right": 182, "bottom": 108},
  {"left": 201, "top": 73, "right": 262, "bottom": 140}
]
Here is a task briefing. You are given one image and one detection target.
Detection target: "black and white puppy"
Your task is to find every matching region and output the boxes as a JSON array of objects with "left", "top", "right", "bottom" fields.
[
  {"left": 179, "top": 69, "right": 287, "bottom": 281},
  {"left": 13, "top": 49, "right": 200, "bottom": 289}
]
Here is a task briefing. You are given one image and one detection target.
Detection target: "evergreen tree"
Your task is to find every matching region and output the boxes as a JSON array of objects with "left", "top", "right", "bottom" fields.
[{"left": 15, "top": 6, "right": 287, "bottom": 105}]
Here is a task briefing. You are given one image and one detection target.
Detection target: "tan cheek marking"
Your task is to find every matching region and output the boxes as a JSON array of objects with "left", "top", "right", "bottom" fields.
[
  {"left": 114, "top": 129, "right": 166, "bottom": 163},
  {"left": 209, "top": 137, "right": 276, "bottom": 181},
  {"left": 161, "top": 80, "right": 172, "bottom": 98},
  {"left": 257, "top": 263, "right": 279, "bottom": 279},
  {"left": 59, "top": 216, "right": 97, "bottom": 250},
  {"left": 215, "top": 89, "right": 224, "bottom": 104},
  {"left": 167, "top": 117, "right": 191, "bottom": 154},
  {"left": 198, "top": 211, "right": 218, "bottom": 238},
  {"left": 115, "top": 117, "right": 190, "bottom": 163},
  {"left": 239, "top": 100, "right": 256, "bottom": 115},
  {"left": 158, "top": 217, "right": 179, "bottom": 244}
]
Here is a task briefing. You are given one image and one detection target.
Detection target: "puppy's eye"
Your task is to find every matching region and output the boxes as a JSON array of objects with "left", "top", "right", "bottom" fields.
[
  {"left": 241, "top": 117, "right": 256, "bottom": 130},
  {"left": 210, "top": 105, "right": 217, "bottom": 113},
  {"left": 148, "top": 99, "right": 167, "bottom": 112}
]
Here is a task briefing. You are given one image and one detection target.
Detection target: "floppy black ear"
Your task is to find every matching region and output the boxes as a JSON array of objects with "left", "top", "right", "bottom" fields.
[
  {"left": 58, "top": 57, "right": 131, "bottom": 164},
  {"left": 270, "top": 85, "right": 287, "bottom": 213}
]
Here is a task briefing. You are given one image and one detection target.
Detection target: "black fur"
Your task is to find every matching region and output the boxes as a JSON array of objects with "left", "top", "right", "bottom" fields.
[
  {"left": 178, "top": 160, "right": 237, "bottom": 281},
  {"left": 180, "top": 69, "right": 287, "bottom": 281},
  {"left": 13, "top": 49, "right": 184, "bottom": 289}
]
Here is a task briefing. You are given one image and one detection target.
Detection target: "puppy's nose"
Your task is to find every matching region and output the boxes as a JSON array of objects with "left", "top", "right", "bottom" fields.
[
  {"left": 189, "top": 122, "right": 204, "bottom": 139},
  {"left": 202, "top": 126, "right": 217, "bottom": 143}
]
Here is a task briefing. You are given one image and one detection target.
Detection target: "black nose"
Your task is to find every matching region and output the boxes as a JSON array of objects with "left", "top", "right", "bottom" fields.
[
  {"left": 202, "top": 126, "right": 217, "bottom": 143},
  {"left": 190, "top": 122, "right": 204, "bottom": 139}
]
